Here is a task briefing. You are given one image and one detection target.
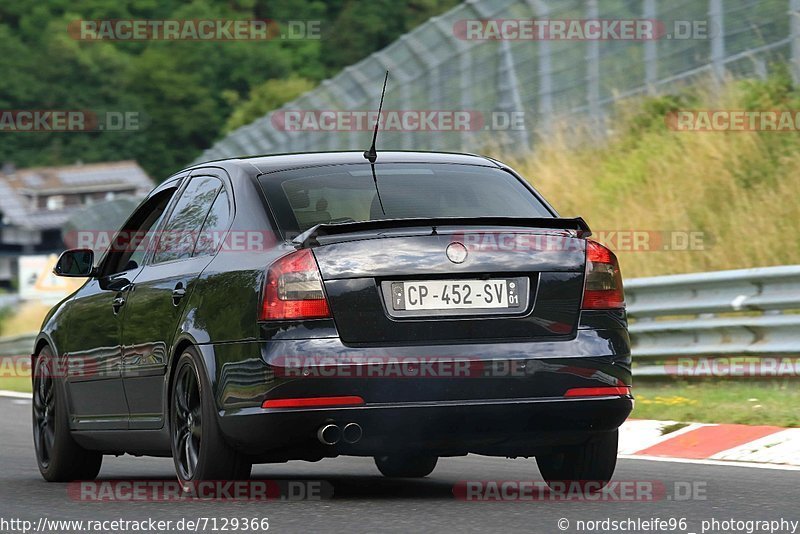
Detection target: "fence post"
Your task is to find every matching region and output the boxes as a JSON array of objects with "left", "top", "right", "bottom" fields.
[
  {"left": 643, "top": 0, "right": 658, "bottom": 93},
  {"left": 528, "top": 0, "right": 553, "bottom": 137},
  {"left": 457, "top": 53, "right": 471, "bottom": 151},
  {"left": 495, "top": 39, "right": 530, "bottom": 151},
  {"left": 586, "top": 0, "right": 602, "bottom": 137},
  {"left": 791, "top": 0, "right": 800, "bottom": 84},
  {"left": 432, "top": 16, "right": 469, "bottom": 152},
  {"left": 709, "top": 0, "right": 726, "bottom": 82},
  {"left": 399, "top": 34, "right": 435, "bottom": 150}
]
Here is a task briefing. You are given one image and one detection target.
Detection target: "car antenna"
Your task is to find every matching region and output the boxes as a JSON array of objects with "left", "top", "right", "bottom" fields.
[
  {"left": 364, "top": 70, "right": 389, "bottom": 215},
  {"left": 364, "top": 71, "right": 388, "bottom": 163}
]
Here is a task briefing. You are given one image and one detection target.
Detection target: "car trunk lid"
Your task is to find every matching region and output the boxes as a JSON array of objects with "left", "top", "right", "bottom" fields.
[{"left": 304, "top": 218, "right": 588, "bottom": 345}]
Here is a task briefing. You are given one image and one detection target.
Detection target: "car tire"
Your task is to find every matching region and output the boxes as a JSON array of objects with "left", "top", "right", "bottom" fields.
[
  {"left": 536, "top": 430, "right": 618, "bottom": 491},
  {"left": 374, "top": 454, "right": 438, "bottom": 478},
  {"left": 33, "top": 346, "right": 103, "bottom": 482},
  {"left": 170, "top": 348, "right": 251, "bottom": 489}
]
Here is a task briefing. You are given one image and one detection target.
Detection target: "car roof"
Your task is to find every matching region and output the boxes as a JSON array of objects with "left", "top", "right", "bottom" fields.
[{"left": 185, "top": 150, "right": 503, "bottom": 176}]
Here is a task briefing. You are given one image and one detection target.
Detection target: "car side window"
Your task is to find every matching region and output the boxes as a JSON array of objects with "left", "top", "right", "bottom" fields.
[
  {"left": 193, "top": 188, "right": 231, "bottom": 257},
  {"left": 101, "top": 188, "right": 176, "bottom": 276},
  {"left": 128, "top": 210, "right": 165, "bottom": 269},
  {"left": 152, "top": 176, "right": 221, "bottom": 264}
]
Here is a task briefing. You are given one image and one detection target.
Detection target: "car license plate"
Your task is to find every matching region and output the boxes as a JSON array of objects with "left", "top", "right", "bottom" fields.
[{"left": 390, "top": 279, "right": 521, "bottom": 311}]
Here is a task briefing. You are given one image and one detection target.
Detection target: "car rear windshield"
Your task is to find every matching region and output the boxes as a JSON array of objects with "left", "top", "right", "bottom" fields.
[{"left": 258, "top": 163, "right": 552, "bottom": 237}]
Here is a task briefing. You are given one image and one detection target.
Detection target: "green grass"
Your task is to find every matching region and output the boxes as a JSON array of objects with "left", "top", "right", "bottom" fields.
[
  {"left": 659, "top": 422, "right": 690, "bottom": 435},
  {"left": 499, "top": 72, "right": 800, "bottom": 278},
  {"left": 632, "top": 381, "right": 800, "bottom": 428},
  {"left": 0, "top": 376, "right": 32, "bottom": 393}
]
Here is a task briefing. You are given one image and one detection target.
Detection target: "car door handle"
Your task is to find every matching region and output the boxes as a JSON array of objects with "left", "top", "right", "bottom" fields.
[
  {"left": 172, "top": 284, "right": 186, "bottom": 306},
  {"left": 112, "top": 295, "right": 126, "bottom": 314}
]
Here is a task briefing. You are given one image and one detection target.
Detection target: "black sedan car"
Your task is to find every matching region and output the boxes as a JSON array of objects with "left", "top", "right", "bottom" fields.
[{"left": 33, "top": 151, "right": 632, "bottom": 488}]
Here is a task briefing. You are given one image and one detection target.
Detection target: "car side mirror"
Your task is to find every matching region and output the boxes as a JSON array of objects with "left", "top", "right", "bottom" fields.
[{"left": 53, "top": 249, "right": 96, "bottom": 277}]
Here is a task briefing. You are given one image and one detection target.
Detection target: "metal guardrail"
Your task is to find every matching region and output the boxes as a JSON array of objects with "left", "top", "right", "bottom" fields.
[
  {"left": 0, "top": 333, "right": 36, "bottom": 358},
  {"left": 627, "top": 266, "right": 800, "bottom": 378},
  {"left": 3, "top": 266, "right": 799, "bottom": 379}
]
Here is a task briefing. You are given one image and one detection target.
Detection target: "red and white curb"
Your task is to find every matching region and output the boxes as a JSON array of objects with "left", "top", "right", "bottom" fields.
[{"left": 620, "top": 419, "right": 800, "bottom": 468}]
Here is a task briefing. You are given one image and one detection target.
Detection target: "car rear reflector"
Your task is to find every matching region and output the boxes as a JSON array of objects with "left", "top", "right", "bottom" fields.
[
  {"left": 581, "top": 240, "right": 625, "bottom": 310},
  {"left": 260, "top": 248, "right": 331, "bottom": 320},
  {"left": 261, "top": 395, "right": 365, "bottom": 409},
  {"left": 564, "top": 386, "right": 631, "bottom": 397}
]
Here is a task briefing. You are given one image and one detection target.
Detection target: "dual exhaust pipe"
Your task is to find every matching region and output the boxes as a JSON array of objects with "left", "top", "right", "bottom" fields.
[{"left": 317, "top": 422, "right": 362, "bottom": 445}]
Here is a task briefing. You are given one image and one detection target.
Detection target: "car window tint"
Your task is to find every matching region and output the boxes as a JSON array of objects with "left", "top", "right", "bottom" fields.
[
  {"left": 153, "top": 176, "right": 221, "bottom": 264},
  {"left": 102, "top": 188, "right": 176, "bottom": 276},
  {"left": 128, "top": 210, "right": 165, "bottom": 269},
  {"left": 193, "top": 188, "right": 231, "bottom": 257},
  {"left": 259, "top": 163, "right": 552, "bottom": 235}
]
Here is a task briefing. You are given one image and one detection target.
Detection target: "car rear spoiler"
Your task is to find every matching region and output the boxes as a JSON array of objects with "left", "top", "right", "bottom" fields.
[{"left": 291, "top": 216, "right": 591, "bottom": 249}]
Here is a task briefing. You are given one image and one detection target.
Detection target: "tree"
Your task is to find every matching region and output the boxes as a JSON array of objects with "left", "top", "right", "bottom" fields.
[
  {"left": 0, "top": 0, "right": 460, "bottom": 180},
  {"left": 223, "top": 77, "right": 315, "bottom": 133}
]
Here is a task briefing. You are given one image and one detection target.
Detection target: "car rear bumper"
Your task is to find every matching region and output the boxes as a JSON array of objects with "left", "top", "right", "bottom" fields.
[
  {"left": 202, "top": 325, "right": 632, "bottom": 460},
  {"left": 218, "top": 395, "right": 633, "bottom": 459}
]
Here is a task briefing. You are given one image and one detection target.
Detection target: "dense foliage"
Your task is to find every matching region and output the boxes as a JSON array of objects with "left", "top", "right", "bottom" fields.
[{"left": 0, "top": 0, "right": 458, "bottom": 180}]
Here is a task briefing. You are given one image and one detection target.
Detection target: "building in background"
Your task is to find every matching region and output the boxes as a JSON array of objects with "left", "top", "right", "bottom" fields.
[{"left": 0, "top": 161, "right": 152, "bottom": 290}]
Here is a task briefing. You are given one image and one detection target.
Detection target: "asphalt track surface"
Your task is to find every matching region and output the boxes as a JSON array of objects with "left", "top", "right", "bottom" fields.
[{"left": 0, "top": 397, "right": 797, "bottom": 534}]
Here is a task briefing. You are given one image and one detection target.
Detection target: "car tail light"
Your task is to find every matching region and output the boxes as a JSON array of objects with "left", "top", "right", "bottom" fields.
[
  {"left": 581, "top": 240, "right": 625, "bottom": 309},
  {"left": 260, "top": 249, "right": 331, "bottom": 320}
]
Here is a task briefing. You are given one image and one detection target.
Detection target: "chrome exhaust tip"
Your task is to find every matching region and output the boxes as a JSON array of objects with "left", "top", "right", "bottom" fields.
[
  {"left": 317, "top": 424, "right": 341, "bottom": 445},
  {"left": 342, "top": 422, "right": 363, "bottom": 444}
]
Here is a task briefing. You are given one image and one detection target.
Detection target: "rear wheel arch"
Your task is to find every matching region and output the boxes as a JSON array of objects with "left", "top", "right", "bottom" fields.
[
  {"left": 166, "top": 337, "right": 218, "bottom": 419},
  {"left": 169, "top": 348, "right": 251, "bottom": 483},
  {"left": 33, "top": 337, "right": 52, "bottom": 362},
  {"left": 167, "top": 338, "right": 198, "bottom": 412}
]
